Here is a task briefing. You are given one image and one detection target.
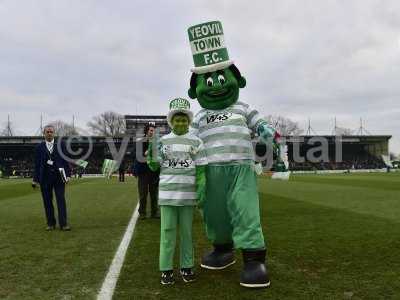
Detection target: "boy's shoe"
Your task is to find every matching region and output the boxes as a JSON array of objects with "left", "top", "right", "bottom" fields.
[
  {"left": 180, "top": 268, "right": 196, "bottom": 283},
  {"left": 160, "top": 270, "right": 174, "bottom": 285},
  {"left": 46, "top": 225, "right": 56, "bottom": 231}
]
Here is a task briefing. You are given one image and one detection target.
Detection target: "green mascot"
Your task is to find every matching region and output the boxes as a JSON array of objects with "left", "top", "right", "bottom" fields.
[{"left": 187, "top": 21, "right": 278, "bottom": 288}]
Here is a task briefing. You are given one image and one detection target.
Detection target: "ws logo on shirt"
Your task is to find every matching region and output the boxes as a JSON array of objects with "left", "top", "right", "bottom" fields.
[
  {"left": 206, "top": 112, "right": 232, "bottom": 124},
  {"left": 168, "top": 159, "right": 192, "bottom": 168}
]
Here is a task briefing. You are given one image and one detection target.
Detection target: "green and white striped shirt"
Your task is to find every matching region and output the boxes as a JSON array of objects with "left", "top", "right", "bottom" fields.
[
  {"left": 190, "top": 101, "right": 266, "bottom": 164},
  {"left": 157, "top": 132, "right": 207, "bottom": 206}
]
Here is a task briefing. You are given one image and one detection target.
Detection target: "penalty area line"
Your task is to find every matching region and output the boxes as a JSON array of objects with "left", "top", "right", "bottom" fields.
[{"left": 97, "top": 203, "right": 139, "bottom": 300}]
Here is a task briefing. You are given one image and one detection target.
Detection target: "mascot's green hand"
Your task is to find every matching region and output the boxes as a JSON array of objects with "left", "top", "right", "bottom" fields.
[
  {"left": 257, "top": 122, "right": 276, "bottom": 144},
  {"left": 148, "top": 161, "right": 160, "bottom": 172},
  {"left": 196, "top": 165, "right": 206, "bottom": 209},
  {"left": 272, "top": 133, "right": 288, "bottom": 172},
  {"left": 147, "top": 140, "right": 160, "bottom": 171},
  {"left": 273, "top": 137, "right": 282, "bottom": 153}
]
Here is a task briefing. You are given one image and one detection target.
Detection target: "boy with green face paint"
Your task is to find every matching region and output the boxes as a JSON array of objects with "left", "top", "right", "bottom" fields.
[
  {"left": 147, "top": 98, "right": 207, "bottom": 285},
  {"left": 187, "top": 21, "right": 279, "bottom": 288}
]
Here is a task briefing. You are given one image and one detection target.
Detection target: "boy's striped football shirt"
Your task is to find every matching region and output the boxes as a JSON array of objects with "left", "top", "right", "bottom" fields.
[{"left": 157, "top": 132, "right": 207, "bottom": 206}]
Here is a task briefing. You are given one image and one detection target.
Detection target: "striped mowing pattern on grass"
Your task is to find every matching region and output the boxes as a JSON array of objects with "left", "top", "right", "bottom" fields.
[
  {"left": 0, "top": 178, "right": 138, "bottom": 300},
  {"left": 113, "top": 172, "right": 400, "bottom": 299},
  {"left": 1, "top": 174, "right": 400, "bottom": 299}
]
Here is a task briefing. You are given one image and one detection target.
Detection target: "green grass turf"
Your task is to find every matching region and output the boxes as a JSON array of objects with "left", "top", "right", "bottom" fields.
[
  {"left": 1, "top": 173, "right": 399, "bottom": 299},
  {"left": 114, "top": 173, "right": 400, "bottom": 300},
  {"left": 0, "top": 177, "right": 138, "bottom": 299}
]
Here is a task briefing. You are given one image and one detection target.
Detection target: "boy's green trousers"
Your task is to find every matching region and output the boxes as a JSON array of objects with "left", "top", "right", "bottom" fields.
[{"left": 159, "top": 205, "right": 194, "bottom": 271}]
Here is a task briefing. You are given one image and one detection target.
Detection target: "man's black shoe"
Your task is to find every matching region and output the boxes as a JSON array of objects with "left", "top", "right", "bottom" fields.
[
  {"left": 200, "top": 243, "right": 236, "bottom": 270},
  {"left": 160, "top": 270, "right": 174, "bottom": 285},
  {"left": 151, "top": 213, "right": 160, "bottom": 219},
  {"left": 180, "top": 268, "right": 196, "bottom": 283},
  {"left": 240, "top": 249, "right": 270, "bottom": 288},
  {"left": 60, "top": 226, "right": 71, "bottom": 231}
]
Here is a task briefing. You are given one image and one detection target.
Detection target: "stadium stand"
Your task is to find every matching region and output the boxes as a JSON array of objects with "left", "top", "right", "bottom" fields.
[
  {"left": 0, "top": 133, "right": 391, "bottom": 178},
  {"left": 0, "top": 115, "right": 392, "bottom": 177},
  {"left": 286, "top": 135, "right": 389, "bottom": 170},
  {"left": 0, "top": 136, "right": 135, "bottom": 177}
]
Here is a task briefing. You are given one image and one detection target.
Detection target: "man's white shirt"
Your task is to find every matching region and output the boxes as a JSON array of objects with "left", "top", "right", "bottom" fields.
[{"left": 46, "top": 139, "right": 54, "bottom": 154}]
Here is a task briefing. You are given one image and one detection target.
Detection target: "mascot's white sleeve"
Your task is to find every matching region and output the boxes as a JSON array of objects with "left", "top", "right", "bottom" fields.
[
  {"left": 242, "top": 102, "right": 268, "bottom": 132},
  {"left": 193, "top": 138, "right": 208, "bottom": 166},
  {"left": 189, "top": 114, "right": 200, "bottom": 137},
  {"left": 242, "top": 102, "right": 276, "bottom": 141}
]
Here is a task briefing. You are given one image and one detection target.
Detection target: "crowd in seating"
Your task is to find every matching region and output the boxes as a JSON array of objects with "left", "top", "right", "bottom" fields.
[
  {"left": 1, "top": 150, "right": 387, "bottom": 177},
  {"left": 0, "top": 156, "right": 134, "bottom": 177},
  {"left": 289, "top": 154, "right": 387, "bottom": 171}
]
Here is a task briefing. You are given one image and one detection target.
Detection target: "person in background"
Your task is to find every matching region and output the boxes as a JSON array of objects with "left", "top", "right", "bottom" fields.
[
  {"left": 78, "top": 166, "right": 84, "bottom": 178},
  {"left": 119, "top": 158, "right": 126, "bottom": 182},
  {"left": 133, "top": 123, "right": 160, "bottom": 219},
  {"left": 32, "top": 125, "right": 71, "bottom": 231}
]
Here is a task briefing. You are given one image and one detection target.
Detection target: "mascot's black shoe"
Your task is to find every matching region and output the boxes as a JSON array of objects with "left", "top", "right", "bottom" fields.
[
  {"left": 240, "top": 249, "right": 270, "bottom": 288},
  {"left": 201, "top": 243, "right": 236, "bottom": 270}
]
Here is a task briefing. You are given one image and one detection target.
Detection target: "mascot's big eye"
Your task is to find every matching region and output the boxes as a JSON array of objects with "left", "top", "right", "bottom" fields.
[
  {"left": 218, "top": 74, "right": 226, "bottom": 85},
  {"left": 206, "top": 77, "right": 214, "bottom": 87}
]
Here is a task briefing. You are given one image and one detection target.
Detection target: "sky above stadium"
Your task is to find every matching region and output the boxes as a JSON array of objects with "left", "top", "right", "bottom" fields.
[{"left": 0, "top": 0, "right": 399, "bottom": 153}]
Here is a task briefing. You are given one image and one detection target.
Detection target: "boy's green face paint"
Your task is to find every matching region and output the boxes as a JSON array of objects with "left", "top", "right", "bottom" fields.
[
  {"left": 172, "top": 115, "right": 189, "bottom": 135},
  {"left": 192, "top": 68, "right": 241, "bottom": 110}
]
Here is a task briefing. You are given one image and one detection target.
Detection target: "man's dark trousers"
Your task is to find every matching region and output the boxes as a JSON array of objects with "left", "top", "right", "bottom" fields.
[
  {"left": 119, "top": 171, "right": 125, "bottom": 182},
  {"left": 40, "top": 166, "right": 67, "bottom": 227},
  {"left": 138, "top": 171, "right": 159, "bottom": 216}
]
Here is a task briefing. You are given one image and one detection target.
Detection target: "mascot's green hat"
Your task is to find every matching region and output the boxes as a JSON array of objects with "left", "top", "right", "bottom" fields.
[
  {"left": 167, "top": 98, "right": 193, "bottom": 128},
  {"left": 188, "top": 20, "right": 233, "bottom": 74}
]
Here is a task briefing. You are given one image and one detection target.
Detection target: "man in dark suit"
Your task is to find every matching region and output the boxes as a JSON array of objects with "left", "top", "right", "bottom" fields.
[
  {"left": 133, "top": 124, "right": 160, "bottom": 219},
  {"left": 32, "top": 125, "right": 72, "bottom": 231}
]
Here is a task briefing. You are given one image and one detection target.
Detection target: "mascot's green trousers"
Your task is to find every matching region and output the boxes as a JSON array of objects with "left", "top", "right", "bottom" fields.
[{"left": 203, "top": 164, "right": 264, "bottom": 249}]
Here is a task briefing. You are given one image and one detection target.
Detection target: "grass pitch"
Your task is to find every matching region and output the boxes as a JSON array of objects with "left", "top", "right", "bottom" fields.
[
  {"left": 1, "top": 173, "right": 400, "bottom": 299},
  {"left": 0, "top": 177, "right": 137, "bottom": 299},
  {"left": 114, "top": 173, "right": 400, "bottom": 300}
]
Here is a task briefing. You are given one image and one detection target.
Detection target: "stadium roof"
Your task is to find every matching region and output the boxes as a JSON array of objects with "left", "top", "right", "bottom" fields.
[{"left": 124, "top": 115, "right": 166, "bottom": 120}]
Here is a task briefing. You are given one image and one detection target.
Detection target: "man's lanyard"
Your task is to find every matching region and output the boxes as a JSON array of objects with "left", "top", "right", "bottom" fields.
[{"left": 45, "top": 142, "right": 56, "bottom": 166}]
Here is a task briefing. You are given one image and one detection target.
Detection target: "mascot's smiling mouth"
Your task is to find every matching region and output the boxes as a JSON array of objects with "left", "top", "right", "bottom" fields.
[{"left": 205, "top": 88, "right": 231, "bottom": 98}]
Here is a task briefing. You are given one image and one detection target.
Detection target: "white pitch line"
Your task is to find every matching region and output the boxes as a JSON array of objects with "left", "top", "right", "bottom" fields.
[{"left": 97, "top": 203, "right": 139, "bottom": 300}]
